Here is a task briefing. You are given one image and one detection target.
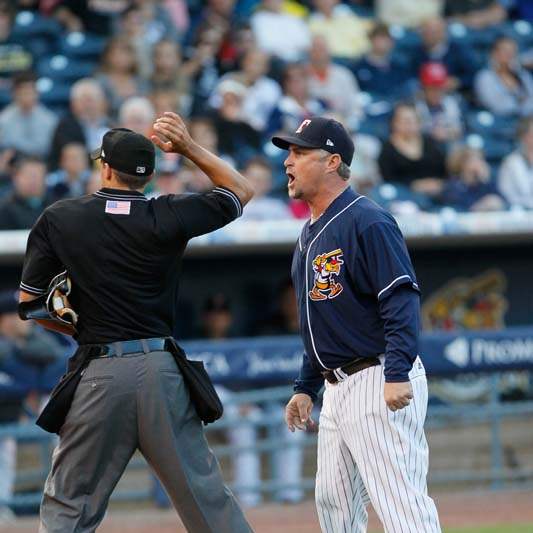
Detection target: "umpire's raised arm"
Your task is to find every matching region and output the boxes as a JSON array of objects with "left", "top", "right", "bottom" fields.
[{"left": 152, "top": 112, "right": 254, "bottom": 206}]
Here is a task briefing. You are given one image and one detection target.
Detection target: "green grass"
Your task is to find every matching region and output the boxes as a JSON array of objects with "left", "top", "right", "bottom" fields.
[
  {"left": 371, "top": 526, "right": 533, "bottom": 533},
  {"left": 444, "top": 526, "right": 533, "bottom": 533}
]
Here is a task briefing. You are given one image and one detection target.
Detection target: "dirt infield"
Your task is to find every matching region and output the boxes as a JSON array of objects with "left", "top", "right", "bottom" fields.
[{"left": 4, "top": 488, "right": 533, "bottom": 532}]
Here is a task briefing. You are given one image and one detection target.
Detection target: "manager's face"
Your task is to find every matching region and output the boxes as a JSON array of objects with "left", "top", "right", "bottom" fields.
[{"left": 284, "top": 145, "right": 330, "bottom": 201}]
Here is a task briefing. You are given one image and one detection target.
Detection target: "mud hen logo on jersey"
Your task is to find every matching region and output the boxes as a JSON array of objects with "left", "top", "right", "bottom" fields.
[{"left": 309, "top": 249, "right": 344, "bottom": 301}]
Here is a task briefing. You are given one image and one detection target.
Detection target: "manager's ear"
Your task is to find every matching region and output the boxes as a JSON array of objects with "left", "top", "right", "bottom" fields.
[{"left": 325, "top": 153, "right": 342, "bottom": 175}]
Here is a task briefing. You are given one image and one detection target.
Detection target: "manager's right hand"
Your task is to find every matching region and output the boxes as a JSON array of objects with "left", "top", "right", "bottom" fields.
[{"left": 285, "top": 393, "right": 314, "bottom": 432}]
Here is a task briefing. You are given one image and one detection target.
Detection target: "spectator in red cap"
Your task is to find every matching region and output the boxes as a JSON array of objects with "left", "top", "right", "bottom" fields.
[{"left": 415, "top": 62, "right": 463, "bottom": 146}]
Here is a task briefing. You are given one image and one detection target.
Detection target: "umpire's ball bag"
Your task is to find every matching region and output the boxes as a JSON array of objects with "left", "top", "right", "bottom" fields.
[{"left": 165, "top": 337, "right": 224, "bottom": 425}]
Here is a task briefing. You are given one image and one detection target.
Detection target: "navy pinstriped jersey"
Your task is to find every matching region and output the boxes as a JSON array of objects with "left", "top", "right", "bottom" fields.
[{"left": 292, "top": 187, "right": 421, "bottom": 401}]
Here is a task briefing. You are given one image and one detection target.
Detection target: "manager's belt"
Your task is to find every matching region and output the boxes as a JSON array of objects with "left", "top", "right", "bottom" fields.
[
  {"left": 322, "top": 356, "right": 380, "bottom": 384},
  {"left": 85, "top": 337, "right": 167, "bottom": 358}
]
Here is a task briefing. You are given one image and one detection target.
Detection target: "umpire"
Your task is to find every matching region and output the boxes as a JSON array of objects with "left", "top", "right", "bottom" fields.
[{"left": 18, "top": 112, "right": 254, "bottom": 532}]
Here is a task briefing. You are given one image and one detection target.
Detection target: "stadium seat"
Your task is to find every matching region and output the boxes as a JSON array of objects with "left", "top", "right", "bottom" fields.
[
  {"left": 11, "top": 10, "right": 62, "bottom": 41},
  {"left": 37, "top": 55, "right": 96, "bottom": 83},
  {"left": 465, "top": 110, "right": 517, "bottom": 141},
  {"left": 59, "top": 32, "right": 106, "bottom": 60},
  {"left": 0, "top": 88, "right": 11, "bottom": 109},
  {"left": 36, "top": 77, "right": 71, "bottom": 109},
  {"left": 389, "top": 25, "right": 421, "bottom": 55}
]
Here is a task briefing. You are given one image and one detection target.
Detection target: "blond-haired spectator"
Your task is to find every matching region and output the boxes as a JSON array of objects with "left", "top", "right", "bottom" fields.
[
  {"left": 441, "top": 145, "right": 505, "bottom": 211},
  {"left": 96, "top": 36, "right": 148, "bottom": 118}
]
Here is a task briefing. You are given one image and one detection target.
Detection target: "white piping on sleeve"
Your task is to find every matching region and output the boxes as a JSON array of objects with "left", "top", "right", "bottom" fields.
[
  {"left": 19, "top": 282, "right": 46, "bottom": 295},
  {"left": 213, "top": 187, "right": 242, "bottom": 217},
  {"left": 377, "top": 274, "right": 412, "bottom": 300},
  {"left": 305, "top": 195, "right": 364, "bottom": 370}
]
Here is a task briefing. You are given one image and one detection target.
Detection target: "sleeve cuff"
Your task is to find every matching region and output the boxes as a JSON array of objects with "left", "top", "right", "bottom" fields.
[
  {"left": 377, "top": 275, "right": 419, "bottom": 301},
  {"left": 213, "top": 187, "right": 243, "bottom": 218},
  {"left": 19, "top": 281, "right": 46, "bottom": 296},
  {"left": 384, "top": 373, "right": 411, "bottom": 383},
  {"left": 293, "top": 384, "right": 320, "bottom": 403}
]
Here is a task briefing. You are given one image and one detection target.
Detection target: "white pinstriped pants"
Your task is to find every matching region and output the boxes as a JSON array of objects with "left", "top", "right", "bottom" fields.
[{"left": 315, "top": 357, "right": 441, "bottom": 533}]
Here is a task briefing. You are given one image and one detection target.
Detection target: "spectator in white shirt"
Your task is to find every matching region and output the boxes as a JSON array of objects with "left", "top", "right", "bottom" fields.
[
  {"left": 498, "top": 116, "right": 533, "bottom": 209},
  {"left": 210, "top": 48, "right": 282, "bottom": 132},
  {"left": 307, "top": 35, "right": 364, "bottom": 130},
  {"left": 0, "top": 71, "right": 57, "bottom": 158},
  {"left": 251, "top": 0, "right": 310, "bottom": 62},
  {"left": 474, "top": 37, "right": 533, "bottom": 117}
]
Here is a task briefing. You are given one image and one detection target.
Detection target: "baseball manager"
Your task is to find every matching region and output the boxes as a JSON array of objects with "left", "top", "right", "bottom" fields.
[{"left": 276, "top": 117, "right": 441, "bottom": 533}]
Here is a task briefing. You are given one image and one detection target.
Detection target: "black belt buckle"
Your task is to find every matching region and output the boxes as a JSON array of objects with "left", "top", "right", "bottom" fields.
[{"left": 322, "top": 356, "right": 380, "bottom": 385}]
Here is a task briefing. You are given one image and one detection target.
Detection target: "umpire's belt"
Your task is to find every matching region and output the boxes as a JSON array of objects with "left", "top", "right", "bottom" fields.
[
  {"left": 322, "top": 356, "right": 380, "bottom": 384},
  {"left": 87, "top": 337, "right": 167, "bottom": 358}
]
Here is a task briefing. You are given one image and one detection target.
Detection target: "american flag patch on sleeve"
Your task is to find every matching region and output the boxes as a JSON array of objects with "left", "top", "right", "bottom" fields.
[{"left": 105, "top": 200, "right": 131, "bottom": 215}]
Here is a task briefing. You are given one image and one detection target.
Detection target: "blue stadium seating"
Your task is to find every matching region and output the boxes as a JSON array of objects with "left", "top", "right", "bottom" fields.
[
  {"left": 58, "top": 32, "right": 106, "bottom": 61},
  {"left": 36, "top": 77, "right": 70, "bottom": 110},
  {"left": 11, "top": 11, "right": 62, "bottom": 41},
  {"left": 466, "top": 110, "right": 517, "bottom": 141},
  {"left": 37, "top": 55, "right": 95, "bottom": 83}
]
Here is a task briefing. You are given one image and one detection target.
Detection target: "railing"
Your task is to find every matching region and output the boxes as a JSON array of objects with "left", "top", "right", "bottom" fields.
[{"left": 2, "top": 376, "right": 533, "bottom": 511}]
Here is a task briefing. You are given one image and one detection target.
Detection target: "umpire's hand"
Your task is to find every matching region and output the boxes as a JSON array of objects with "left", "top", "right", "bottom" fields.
[
  {"left": 285, "top": 393, "right": 314, "bottom": 432},
  {"left": 152, "top": 112, "right": 194, "bottom": 155},
  {"left": 384, "top": 381, "right": 413, "bottom": 412}
]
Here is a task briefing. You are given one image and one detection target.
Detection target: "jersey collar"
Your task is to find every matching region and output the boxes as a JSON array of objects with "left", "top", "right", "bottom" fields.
[
  {"left": 94, "top": 188, "right": 148, "bottom": 201},
  {"left": 309, "top": 187, "right": 360, "bottom": 229}
]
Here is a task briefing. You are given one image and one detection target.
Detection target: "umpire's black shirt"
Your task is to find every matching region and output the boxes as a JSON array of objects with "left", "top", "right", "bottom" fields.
[{"left": 20, "top": 187, "right": 243, "bottom": 344}]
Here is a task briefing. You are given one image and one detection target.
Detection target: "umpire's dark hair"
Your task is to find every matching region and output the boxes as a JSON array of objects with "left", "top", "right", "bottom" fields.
[
  {"left": 113, "top": 169, "right": 152, "bottom": 190},
  {"left": 12, "top": 71, "right": 37, "bottom": 89}
]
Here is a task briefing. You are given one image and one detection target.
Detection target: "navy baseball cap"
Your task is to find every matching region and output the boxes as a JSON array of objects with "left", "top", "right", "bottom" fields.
[
  {"left": 91, "top": 128, "right": 155, "bottom": 177},
  {"left": 272, "top": 117, "right": 354, "bottom": 166}
]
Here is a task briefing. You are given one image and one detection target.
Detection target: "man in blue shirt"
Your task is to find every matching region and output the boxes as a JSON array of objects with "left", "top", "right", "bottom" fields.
[{"left": 272, "top": 117, "right": 441, "bottom": 532}]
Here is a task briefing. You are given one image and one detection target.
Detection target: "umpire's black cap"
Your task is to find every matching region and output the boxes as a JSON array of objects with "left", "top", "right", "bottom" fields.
[
  {"left": 91, "top": 128, "right": 155, "bottom": 177},
  {"left": 271, "top": 117, "right": 354, "bottom": 166}
]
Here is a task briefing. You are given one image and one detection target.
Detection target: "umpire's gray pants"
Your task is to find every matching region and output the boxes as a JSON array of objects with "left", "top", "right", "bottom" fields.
[{"left": 39, "top": 350, "right": 253, "bottom": 533}]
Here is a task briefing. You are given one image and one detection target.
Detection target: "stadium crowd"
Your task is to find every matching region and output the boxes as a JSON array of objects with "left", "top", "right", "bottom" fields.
[
  {"left": 0, "top": 0, "right": 531, "bottom": 225},
  {"left": 2, "top": 0, "right": 533, "bottom": 521}
]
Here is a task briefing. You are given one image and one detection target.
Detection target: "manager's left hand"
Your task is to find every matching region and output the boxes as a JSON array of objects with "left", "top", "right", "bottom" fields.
[{"left": 384, "top": 381, "right": 413, "bottom": 412}]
